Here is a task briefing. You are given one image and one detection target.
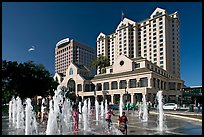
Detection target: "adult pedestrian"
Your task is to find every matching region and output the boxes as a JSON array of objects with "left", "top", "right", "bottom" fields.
[{"left": 197, "top": 103, "right": 201, "bottom": 113}]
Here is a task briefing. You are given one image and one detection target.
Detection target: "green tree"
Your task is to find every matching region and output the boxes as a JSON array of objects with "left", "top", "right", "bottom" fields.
[
  {"left": 91, "top": 55, "right": 110, "bottom": 74},
  {"left": 2, "top": 60, "right": 59, "bottom": 104}
]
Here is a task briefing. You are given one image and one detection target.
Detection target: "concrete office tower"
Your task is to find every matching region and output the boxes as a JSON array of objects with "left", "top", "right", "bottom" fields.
[
  {"left": 96, "top": 7, "right": 180, "bottom": 79},
  {"left": 55, "top": 38, "right": 96, "bottom": 75}
]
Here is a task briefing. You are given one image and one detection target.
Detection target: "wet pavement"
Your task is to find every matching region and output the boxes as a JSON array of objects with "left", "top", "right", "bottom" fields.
[{"left": 2, "top": 110, "right": 202, "bottom": 135}]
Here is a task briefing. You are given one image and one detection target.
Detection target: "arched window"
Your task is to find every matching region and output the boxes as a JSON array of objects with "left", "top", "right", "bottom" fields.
[{"left": 69, "top": 68, "right": 73, "bottom": 75}]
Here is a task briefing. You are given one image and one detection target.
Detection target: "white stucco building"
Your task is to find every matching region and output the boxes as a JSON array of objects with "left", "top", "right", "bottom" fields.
[
  {"left": 96, "top": 7, "right": 180, "bottom": 79},
  {"left": 54, "top": 7, "right": 184, "bottom": 105}
]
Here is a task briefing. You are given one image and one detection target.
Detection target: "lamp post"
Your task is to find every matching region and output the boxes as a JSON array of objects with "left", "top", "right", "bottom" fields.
[{"left": 124, "top": 87, "right": 129, "bottom": 113}]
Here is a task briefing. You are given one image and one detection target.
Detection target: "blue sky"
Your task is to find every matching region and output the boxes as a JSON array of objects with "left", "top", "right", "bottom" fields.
[{"left": 2, "top": 2, "right": 202, "bottom": 86}]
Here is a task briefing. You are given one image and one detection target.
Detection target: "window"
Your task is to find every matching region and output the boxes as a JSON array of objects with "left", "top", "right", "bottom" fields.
[
  {"left": 96, "top": 83, "right": 102, "bottom": 91},
  {"left": 159, "top": 30, "right": 163, "bottom": 34},
  {"left": 135, "top": 63, "right": 140, "bottom": 68},
  {"left": 153, "top": 28, "right": 156, "bottom": 31},
  {"left": 77, "top": 84, "right": 82, "bottom": 91},
  {"left": 160, "top": 61, "right": 163, "bottom": 64},
  {"left": 103, "top": 82, "right": 109, "bottom": 90},
  {"left": 69, "top": 68, "right": 73, "bottom": 75},
  {"left": 119, "top": 80, "right": 127, "bottom": 89},
  {"left": 159, "top": 26, "right": 163, "bottom": 29},
  {"left": 139, "top": 77, "right": 148, "bottom": 87},
  {"left": 159, "top": 17, "right": 162, "bottom": 21},
  {"left": 111, "top": 81, "right": 118, "bottom": 90},
  {"left": 129, "top": 79, "right": 137, "bottom": 88}
]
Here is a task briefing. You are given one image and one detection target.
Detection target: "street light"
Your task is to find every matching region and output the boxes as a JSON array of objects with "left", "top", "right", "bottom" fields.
[{"left": 124, "top": 87, "right": 129, "bottom": 112}]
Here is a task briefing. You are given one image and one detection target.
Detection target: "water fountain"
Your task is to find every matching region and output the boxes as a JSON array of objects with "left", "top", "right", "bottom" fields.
[
  {"left": 95, "top": 99, "right": 99, "bottom": 125},
  {"left": 46, "top": 99, "right": 60, "bottom": 135},
  {"left": 3, "top": 87, "right": 202, "bottom": 135},
  {"left": 119, "top": 95, "right": 123, "bottom": 117},
  {"left": 88, "top": 98, "right": 91, "bottom": 118},
  {"left": 25, "top": 98, "right": 38, "bottom": 135},
  {"left": 61, "top": 98, "right": 72, "bottom": 134},
  {"left": 46, "top": 85, "right": 67, "bottom": 135},
  {"left": 16, "top": 96, "right": 25, "bottom": 129},
  {"left": 156, "top": 90, "right": 167, "bottom": 132},
  {"left": 142, "top": 94, "right": 148, "bottom": 122},
  {"left": 12, "top": 97, "right": 17, "bottom": 126},
  {"left": 82, "top": 99, "right": 88, "bottom": 131},
  {"left": 9, "top": 97, "right": 13, "bottom": 122},
  {"left": 138, "top": 102, "right": 142, "bottom": 119},
  {"left": 100, "top": 101, "right": 104, "bottom": 119},
  {"left": 105, "top": 99, "right": 108, "bottom": 114},
  {"left": 78, "top": 101, "right": 82, "bottom": 129}
]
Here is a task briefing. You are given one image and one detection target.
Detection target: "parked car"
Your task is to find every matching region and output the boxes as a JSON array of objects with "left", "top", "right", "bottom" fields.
[
  {"left": 163, "top": 103, "right": 178, "bottom": 110},
  {"left": 109, "top": 104, "right": 119, "bottom": 110}
]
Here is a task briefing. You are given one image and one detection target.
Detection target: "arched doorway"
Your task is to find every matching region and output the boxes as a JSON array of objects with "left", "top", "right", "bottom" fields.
[{"left": 67, "top": 79, "right": 76, "bottom": 93}]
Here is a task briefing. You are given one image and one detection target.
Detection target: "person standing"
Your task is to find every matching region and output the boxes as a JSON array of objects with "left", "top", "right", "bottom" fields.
[
  {"left": 72, "top": 105, "right": 81, "bottom": 132},
  {"left": 118, "top": 112, "right": 128, "bottom": 135},
  {"left": 147, "top": 101, "right": 151, "bottom": 114},
  {"left": 105, "top": 108, "right": 115, "bottom": 130},
  {"left": 197, "top": 103, "right": 201, "bottom": 113},
  {"left": 41, "top": 103, "right": 47, "bottom": 123}
]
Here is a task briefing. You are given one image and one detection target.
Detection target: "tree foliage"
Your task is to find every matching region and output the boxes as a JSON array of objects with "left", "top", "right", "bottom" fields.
[
  {"left": 2, "top": 60, "right": 59, "bottom": 104},
  {"left": 91, "top": 55, "right": 110, "bottom": 74}
]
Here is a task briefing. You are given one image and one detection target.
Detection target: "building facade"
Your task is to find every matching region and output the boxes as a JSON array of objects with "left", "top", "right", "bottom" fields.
[
  {"left": 55, "top": 38, "right": 96, "bottom": 75},
  {"left": 58, "top": 55, "right": 184, "bottom": 105},
  {"left": 181, "top": 86, "right": 202, "bottom": 106},
  {"left": 96, "top": 7, "right": 180, "bottom": 79}
]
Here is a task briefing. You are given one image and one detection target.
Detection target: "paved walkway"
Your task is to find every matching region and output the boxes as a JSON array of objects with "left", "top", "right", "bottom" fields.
[{"left": 110, "top": 110, "right": 202, "bottom": 135}]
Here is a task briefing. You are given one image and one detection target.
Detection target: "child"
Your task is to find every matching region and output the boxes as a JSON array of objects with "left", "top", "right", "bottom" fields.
[
  {"left": 118, "top": 112, "right": 128, "bottom": 135},
  {"left": 72, "top": 105, "right": 81, "bottom": 132},
  {"left": 105, "top": 108, "right": 115, "bottom": 130}
]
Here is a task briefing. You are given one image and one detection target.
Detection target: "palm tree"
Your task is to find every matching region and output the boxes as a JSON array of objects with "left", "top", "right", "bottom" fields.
[{"left": 91, "top": 55, "right": 110, "bottom": 74}]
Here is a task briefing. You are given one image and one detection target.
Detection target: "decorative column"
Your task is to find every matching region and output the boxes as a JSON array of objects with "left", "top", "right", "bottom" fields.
[
  {"left": 111, "top": 94, "right": 114, "bottom": 104},
  {"left": 131, "top": 93, "right": 134, "bottom": 104},
  {"left": 148, "top": 77, "right": 152, "bottom": 88},
  {"left": 117, "top": 80, "right": 120, "bottom": 90},
  {"left": 109, "top": 81, "right": 111, "bottom": 90},
  {"left": 102, "top": 82, "right": 104, "bottom": 91}
]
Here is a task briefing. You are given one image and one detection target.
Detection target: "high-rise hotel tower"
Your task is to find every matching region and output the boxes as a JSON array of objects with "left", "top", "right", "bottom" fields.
[
  {"left": 55, "top": 38, "right": 96, "bottom": 75},
  {"left": 96, "top": 7, "right": 180, "bottom": 79}
]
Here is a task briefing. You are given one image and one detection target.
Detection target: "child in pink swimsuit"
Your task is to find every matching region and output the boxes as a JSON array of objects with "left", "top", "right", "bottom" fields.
[{"left": 72, "top": 105, "right": 81, "bottom": 132}]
